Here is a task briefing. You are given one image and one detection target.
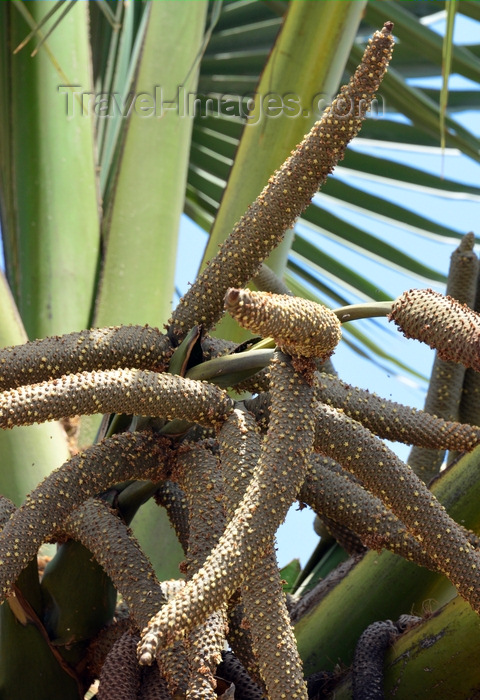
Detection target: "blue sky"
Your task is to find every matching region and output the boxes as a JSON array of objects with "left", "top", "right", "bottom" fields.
[{"left": 175, "top": 9, "right": 480, "bottom": 569}]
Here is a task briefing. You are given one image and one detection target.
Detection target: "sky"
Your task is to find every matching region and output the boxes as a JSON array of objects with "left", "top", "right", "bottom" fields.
[{"left": 174, "top": 8, "right": 480, "bottom": 570}]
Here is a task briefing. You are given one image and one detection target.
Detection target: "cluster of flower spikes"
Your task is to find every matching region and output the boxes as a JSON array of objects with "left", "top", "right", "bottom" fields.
[{"left": 5, "top": 21, "right": 480, "bottom": 700}]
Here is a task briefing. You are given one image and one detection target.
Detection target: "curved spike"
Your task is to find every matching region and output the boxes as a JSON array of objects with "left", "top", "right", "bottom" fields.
[
  {"left": 0, "top": 432, "right": 171, "bottom": 601},
  {"left": 0, "top": 369, "right": 234, "bottom": 429},
  {"left": 313, "top": 403, "right": 480, "bottom": 614},
  {"left": 252, "top": 264, "right": 292, "bottom": 296},
  {"left": 138, "top": 663, "right": 172, "bottom": 700},
  {"left": 98, "top": 632, "right": 141, "bottom": 700},
  {"left": 224, "top": 289, "right": 341, "bottom": 360},
  {"left": 169, "top": 24, "right": 394, "bottom": 341},
  {"left": 0, "top": 325, "right": 173, "bottom": 391},
  {"left": 217, "top": 651, "right": 265, "bottom": 700},
  {"left": 137, "top": 353, "right": 316, "bottom": 667},
  {"left": 219, "top": 408, "right": 307, "bottom": 699},
  {"left": 300, "top": 456, "right": 436, "bottom": 570},
  {"left": 174, "top": 443, "right": 227, "bottom": 699},
  {"left": 315, "top": 372, "right": 480, "bottom": 451},
  {"left": 154, "top": 481, "right": 190, "bottom": 554},
  {"left": 351, "top": 621, "right": 398, "bottom": 700},
  {"left": 63, "top": 499, "right": 167, "bottom": 631},
  {"left": 85, "top": 616, "right": 133, "bottom": 681}
]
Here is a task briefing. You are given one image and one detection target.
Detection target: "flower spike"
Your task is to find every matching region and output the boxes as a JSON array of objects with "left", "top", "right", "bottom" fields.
[
  {"left": 389, "top": 288, "right": 480, "bottom": 372},
  {"left": 224, "top": 289, "right": 341, "bottom": 360},
  {"left": 169, "top": 24, "right": 394, "bottom": 341},
  {"left": 0, "top": 325, "right": 173, "bottom": 391}
]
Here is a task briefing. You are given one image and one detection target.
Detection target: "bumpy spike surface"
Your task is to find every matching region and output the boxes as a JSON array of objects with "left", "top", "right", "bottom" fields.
[
  {"left": 315, "top": 373, "right": 480, "bottom": 451},
  {"left": 169, "top": 24, "right": 394, "bottom": 341},
  {"left": 219, "top": 408, "right": 308, "bottom": 699},
  {"left": 252, "top": 263, "right": 292, "bottom": 296},
  {"left": 0, "top": 432, "right": 171, "bottom": 600},
  {"left": 85, "top": 616, "right": 133, "bottom": 680},
  {"left": 0, "top": 495, "right": 15, "bottom": 527},
  {"left": 313, "top": 403, "right": 480, "bottom": 614},
  {"left": 0, "top": 325, "right": 173, "bottom": 391},
  {"left": 217, "top": 652, "right": 265, "bottom": 700},
  {"left": 389, "top": 288, "right": 480, "bottom": 372},
  {"left": 138, "top": 664, "right": 172, "bottom": 700},
  {"left": 300, "top": 456, "right": 435, "bottom": 569},
  {"left": 351, "top": 621, "right": 398, "bottom": 700},
  {"left": 98, "top": 632, "right": 141, "bottom": 700},
  {"left": 175, "top": 443, "right": 228, "bottom": 699},
  {"left": 0, "top": 369, "right": 233, "bottom": 429},
  {"left": 63, "top": 498, "right": 167, "bottom": 631},
  {"left": 318, "top": 512, "right": 366, "bottom": 555},
  {"left": 137, "top": 353, "right": 316, "bottom": 665},
  {"left": 225, "top": 289, "right": 341, "bottom": 359},
  {"left": 156, "top": 580, "right": 190, "bottom": 698},
  {"left": 154, "top": 480, "right": 190, "bottom": 553},
  {"left": 408, "top": 234, "right": 478, "bottom": 478}
]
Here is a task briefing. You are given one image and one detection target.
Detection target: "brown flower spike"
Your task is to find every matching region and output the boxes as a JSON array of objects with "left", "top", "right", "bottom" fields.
[
  {"left": 224, "top": 289, "right": 342, "bottom": 359},
  {"left": 0, "top": 325, "right": 173, "bottom": 391},
  {"left": 169, "top": 23, "right": 394, "bottom": 342},
  {"left": 10, "top": 23, "right": 480, "bottom": 698},
  {"left": 137, "top": 353, "right": 316, "bottom": 665},
  {"left": 389, "top": 288, "right": 480, "bottom": 372}
]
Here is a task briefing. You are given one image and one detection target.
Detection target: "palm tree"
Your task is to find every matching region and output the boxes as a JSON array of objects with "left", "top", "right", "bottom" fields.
[{"left": 0, "top": 1, "right": 479, "bottom": 697}]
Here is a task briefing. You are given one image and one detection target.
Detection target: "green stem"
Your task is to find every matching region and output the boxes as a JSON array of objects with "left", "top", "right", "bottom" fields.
[{"left": 333, "top": 301, "right": 393, "bottom": 323}]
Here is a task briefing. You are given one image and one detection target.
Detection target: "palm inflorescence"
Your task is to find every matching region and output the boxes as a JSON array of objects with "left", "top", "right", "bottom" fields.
[{"left": 2, "top": 24, "right": 480, "bottom": 699}]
